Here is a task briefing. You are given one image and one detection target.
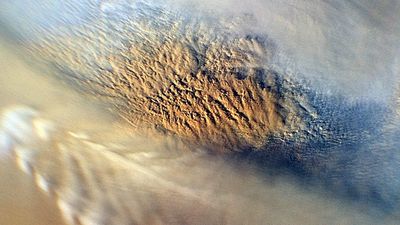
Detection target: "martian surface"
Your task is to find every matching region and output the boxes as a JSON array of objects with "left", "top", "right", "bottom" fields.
[{"left": 0, "top": 1, "right": 400, "bottom": 224}]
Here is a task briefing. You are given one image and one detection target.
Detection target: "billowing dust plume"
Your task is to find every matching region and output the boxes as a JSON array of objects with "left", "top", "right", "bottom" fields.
[{"left": 27, "top": 1, "right": 313, "bottom": 152}]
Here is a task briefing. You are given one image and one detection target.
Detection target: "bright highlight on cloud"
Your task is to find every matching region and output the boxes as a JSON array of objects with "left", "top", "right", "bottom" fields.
[
  {"left": 0, "top": 1, "right": 399, "bottom": 224},
  {"left": 0, "top": 104, "right": 389, "bottom": 225}
]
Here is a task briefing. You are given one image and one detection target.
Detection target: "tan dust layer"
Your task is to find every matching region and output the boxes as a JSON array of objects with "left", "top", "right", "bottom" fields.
[
  {"left": 0, "top": 158, "right": 67, "bottom": 225},
  {"left": 1, "top": 106, "right": 374, "bottom": 225},
  {"left": 28, "top": 12, "right": 309, "bottom": 152}
]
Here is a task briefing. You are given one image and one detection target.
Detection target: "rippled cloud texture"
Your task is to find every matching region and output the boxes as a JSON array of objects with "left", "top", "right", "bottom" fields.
[{"left": 0, "top": 1, "right": 399, "bottom": 225}]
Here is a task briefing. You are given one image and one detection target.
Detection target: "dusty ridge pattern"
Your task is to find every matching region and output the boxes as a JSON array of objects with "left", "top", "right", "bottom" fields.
[
  {"left": 27, "top": 1, "right": 316, "bottom": 152},
  {"left": 0, "top": 106, "right": 383, "bottom": 225},
  {"left": 9, "top": 0, "right": 400, "bottom": 217}
]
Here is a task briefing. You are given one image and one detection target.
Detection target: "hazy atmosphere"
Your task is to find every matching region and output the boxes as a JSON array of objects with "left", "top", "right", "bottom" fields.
[{"left": 0, "top": 1, "right": 399, "bottom": 224}]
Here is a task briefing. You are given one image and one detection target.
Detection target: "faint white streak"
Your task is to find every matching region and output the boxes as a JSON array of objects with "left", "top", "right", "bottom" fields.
[
  {"left": 1, "top": 106, "right": 38, "bottom": 144},
  {"left": 33, "top": 118, "right": 55, "bottom": 141}
]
